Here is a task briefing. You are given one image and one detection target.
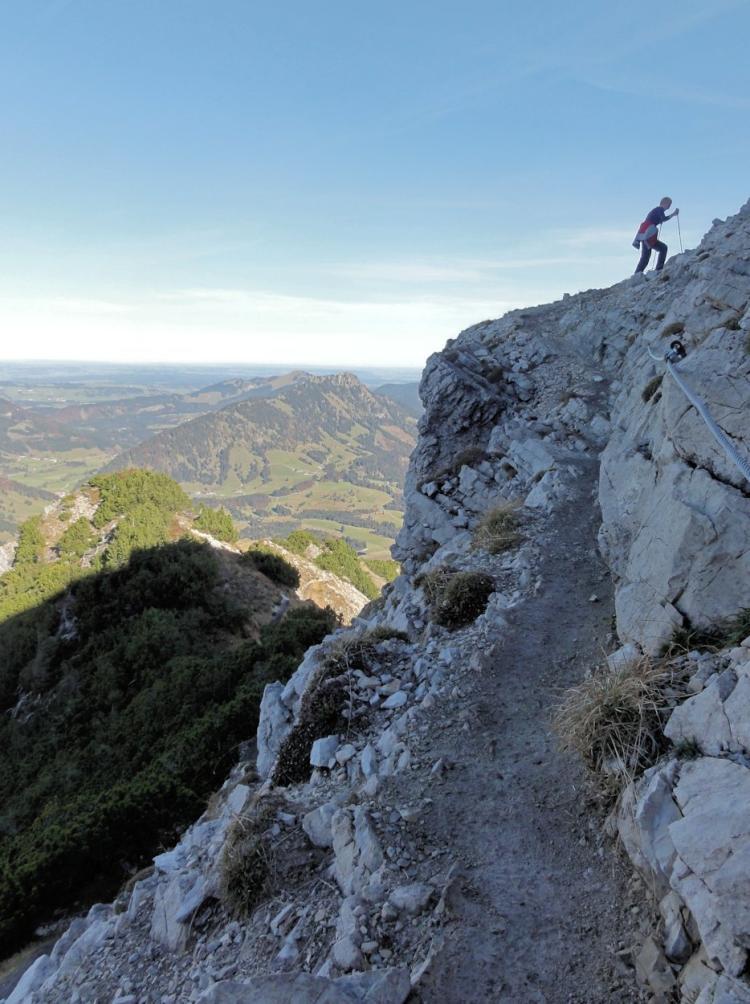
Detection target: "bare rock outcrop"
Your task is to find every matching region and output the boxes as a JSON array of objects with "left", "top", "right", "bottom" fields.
[{"left": 256, "top": 540, "right": 370, "bottom": 624}]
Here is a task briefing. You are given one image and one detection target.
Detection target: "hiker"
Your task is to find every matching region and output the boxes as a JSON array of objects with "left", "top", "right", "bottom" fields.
[{"left": 633, "top": 197, "right": 679, "bottom": 273}]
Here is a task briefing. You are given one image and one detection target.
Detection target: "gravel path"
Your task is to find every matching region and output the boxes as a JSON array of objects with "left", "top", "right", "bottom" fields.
[{"left": 415, "top": 458, "right": 647, "bottom": 1003}]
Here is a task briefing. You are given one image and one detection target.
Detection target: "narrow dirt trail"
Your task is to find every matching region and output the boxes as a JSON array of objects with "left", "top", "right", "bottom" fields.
[{"left": 417, "top": 458, "right": 646, "bottom": 1004}]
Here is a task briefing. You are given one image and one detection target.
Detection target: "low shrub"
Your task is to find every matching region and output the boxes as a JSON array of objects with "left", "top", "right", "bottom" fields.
[
  {"left": 314, "top": 538, "right": 379, "bottom": 600},
  {"left": 243, "top": 548, "right": 300, "bottom": 588},
  {"left": 272, "top": 662, "right": 349, "bottom": 786},
  {"left": 14, "top": 516, "right": 45, "bottom": 566},
  {"left": 363, "top": 625, "right": 410, "bottom": 644},
  {"left": 276, "top": 529, "right": 319, "bottom": 556},
  {"left": 364, "top": 558, "right": 400, "bottom": 582},
  {"left": 0, "top": 540, "right": 336, "bottom": 955},
  {"left": 91, "top": 470, "right": 190, "bottom": 528},
  {"left": 194, "top": 505, "right": 238, "bottom": 543},
  {"left": 554, "top": 656, "right": 676, "bottom": 799},
  {"left": 420, "top": 567, "right": 494, "bottom": 629},
  {"left": 472, "top": 502, "right": 520, "bottom": 554},
  {"left": 57, "top": 517, "right": 96, "bottom": 559},
  {"left": 642, "top": 374, "right": 663, "bottom": 403}
]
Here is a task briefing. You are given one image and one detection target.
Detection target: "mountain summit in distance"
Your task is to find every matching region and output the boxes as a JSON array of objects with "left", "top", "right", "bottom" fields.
[{"left": 106, "top": 371, "right": 417, "bottom": 553}]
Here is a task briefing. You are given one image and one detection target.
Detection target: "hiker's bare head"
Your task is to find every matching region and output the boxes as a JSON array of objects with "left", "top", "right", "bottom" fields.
[{"left": 660, "top": 197, "right": 673, "bottom": 209}]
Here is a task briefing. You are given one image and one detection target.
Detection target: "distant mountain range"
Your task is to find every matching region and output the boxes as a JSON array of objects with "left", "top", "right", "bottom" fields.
[
  {"left": 40, "top": 372, "right": 316, "bottom": 450},
  {"left": 374, "top": 382, "right": 422, "bottom": 416},
  {"left": 0, "top": 396, "right": 96, "bottom": 456},
  {"left": 108, "top": 371, "right": 415, "bottom": 489},
  {"left": 0, "top": 372, "right": 419, "bottom": 553}
]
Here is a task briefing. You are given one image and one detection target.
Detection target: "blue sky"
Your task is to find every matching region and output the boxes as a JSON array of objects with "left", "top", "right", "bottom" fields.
[{"left": 1, "top": 0, "right": 749, "bottom": 366}]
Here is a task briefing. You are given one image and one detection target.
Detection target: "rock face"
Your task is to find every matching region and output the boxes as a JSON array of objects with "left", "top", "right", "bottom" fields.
[
  {"left": 0, "top": 541, "right": 16, "bottom": 575},
  {"left": 24, "top": 201, "right": 750, "bottom": 1004},
  {"left": 396, "top": 200, "right": 750, "bottom": 654},
  {"left": 617, "top": 648, "right": 750, "bottom": 998}
]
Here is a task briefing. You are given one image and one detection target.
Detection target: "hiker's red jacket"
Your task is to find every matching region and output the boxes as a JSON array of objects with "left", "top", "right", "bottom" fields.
[{"left": 633, "top": 206, "right": 669, "bottom": 248}]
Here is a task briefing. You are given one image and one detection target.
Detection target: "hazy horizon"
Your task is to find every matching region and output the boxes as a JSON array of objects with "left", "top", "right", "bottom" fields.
[{"left": 0, "top": 359, "right": 423, "bottom": 393}]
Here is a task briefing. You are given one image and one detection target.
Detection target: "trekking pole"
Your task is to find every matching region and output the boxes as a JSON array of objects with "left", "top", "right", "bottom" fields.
[{"left": 677, "top": 214, "right": 684, "bottom": 252}]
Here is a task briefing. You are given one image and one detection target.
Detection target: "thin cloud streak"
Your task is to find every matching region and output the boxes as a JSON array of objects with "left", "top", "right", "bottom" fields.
[{"left": 576, "top": 74, "right": 750, "bottom": 111}]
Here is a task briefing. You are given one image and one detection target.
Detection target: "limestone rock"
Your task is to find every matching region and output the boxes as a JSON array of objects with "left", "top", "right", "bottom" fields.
[
  {"left": 664, "top": 669, "right": 737, "bottom": 754},
  {"left": 508, "top": 437, "right": 556, "bottom": 480},
  {"left": 150, "top": 874, "right": 193, "bottom": 952},
  {"left": 302, "top": 801, "right": 338, "bottom": 848},
  {"left": 6, "top": 954, "right": 56, "bottom": 1004},
  {"left": 336, "top": 967, "right": 411, "bottom": 1003},
  {"left": 332, "top": 807, "right": 384, "bottom": 897},
  {"left": 310, "top": 734, "right": 340, "bottom": 768},
  {"left": 198, "top": 968, "right": 411, "bottom": 1003},
  {"left": 634, "top": 935, "right": 676, "bottom": 995},
  {"left": 669, "top": 757, "right": 750, "bottom": 976},
  {"left": 360, "top": 743, "right": 378, "bottom": 778},
  {"left": 659, "top": 891, "right": 692, "bottom": 963},
  {"left": 197, "top": 973, "right": 359, "bottom": 1002},
  {"left": 387, "top": 883, "right": 435, "bottom": 916},
  {"left": 256, "top": 682, "right": 291, "bottom": 778},
  {"left": 606, "top": 643, "right": 641, "bottom": 674},
  {"left": 333, "top": 896, "right": 364, "bottom": 970},
  {"left": 617, "top": 761, "right": 680, "bottom": 895},
  {"left": 695, "top": 975, "right": 750, "bottom": 1004},
  {"left": 382, "top": 691, "right": 407, "bottom": 710}
]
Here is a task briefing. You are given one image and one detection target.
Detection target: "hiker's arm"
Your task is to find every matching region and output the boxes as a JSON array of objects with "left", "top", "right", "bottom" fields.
[{"left": 668, "top": 208, "right": 679, "bottom": 219}]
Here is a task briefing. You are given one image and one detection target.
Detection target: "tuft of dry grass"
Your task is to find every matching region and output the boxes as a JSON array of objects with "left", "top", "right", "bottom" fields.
[
  {"left": 219, "top": 795, "right": 283, "bottom": 916},
  {"left": 472, "top": 501, "right": 521, "bottom": 554},
  {"left": 554, "top": 656, "right": 676, "bottom": 799}
]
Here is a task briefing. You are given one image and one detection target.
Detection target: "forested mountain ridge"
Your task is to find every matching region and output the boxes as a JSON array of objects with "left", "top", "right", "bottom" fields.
[
  {"left": 41, "top": 371, "right": 313, "bottom": 450},
  {"left": 107, "top": 372, "right": 416, "bottom": 490},
  {"left": 0, "top": 396, "right": 96, "bottom": 455}
]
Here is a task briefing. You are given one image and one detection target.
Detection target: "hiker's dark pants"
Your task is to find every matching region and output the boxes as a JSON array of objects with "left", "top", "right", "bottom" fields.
[{"left": 635, "top": 240, "right": 667, "bottom": 273}]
